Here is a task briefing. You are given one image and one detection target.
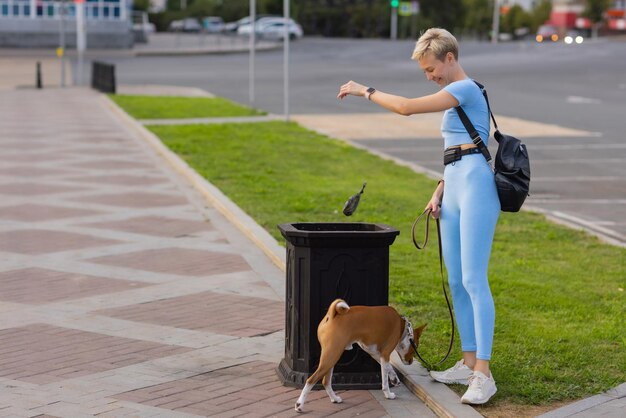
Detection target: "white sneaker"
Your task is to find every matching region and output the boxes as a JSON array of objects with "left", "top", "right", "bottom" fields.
[
  {"left": 461, "top": 371, "right": 497, "bottom": 405},
  {"left": 429, "top": 360, "right": 473, "bottom": 385}
]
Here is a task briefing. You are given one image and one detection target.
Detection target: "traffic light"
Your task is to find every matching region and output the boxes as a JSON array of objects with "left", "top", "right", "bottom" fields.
[{"left": 391, "top": 0, "right": 399, "bottom": 7}]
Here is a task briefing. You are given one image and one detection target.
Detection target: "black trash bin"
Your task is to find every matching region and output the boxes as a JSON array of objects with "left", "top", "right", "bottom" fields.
[{"left": 276, "top": 222, "right": 400, "bottom": 390}]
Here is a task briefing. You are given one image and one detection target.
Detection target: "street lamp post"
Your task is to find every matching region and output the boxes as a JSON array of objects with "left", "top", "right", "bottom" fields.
[
  {"left": 390, "top": 0, "right": 398, "bottom": 40},
  {"left": 284, "top": 0, "right": 290, "bottom": 121},
  {"left": 491, "top": 0, "right": 500, "bottom": 44},
  {"left": 249, "top": 0, "right": 256, "bottom": 106},
  {"left": 75, "top": 0, "right": 86, "bottom": 85},
  {"left": 59, "top": 0, "right": 66, "bottom": 87}
]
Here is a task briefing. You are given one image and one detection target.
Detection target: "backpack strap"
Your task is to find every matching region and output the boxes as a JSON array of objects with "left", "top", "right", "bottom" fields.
[
  {"left": 454, "top": 80, "right": 498, "bottom": 163},
  {"left": 472, "top": 80, "right": 499, "bottom": 131},
  {"left": 455, "top": 106, "right": 492, "bottom": 162}
]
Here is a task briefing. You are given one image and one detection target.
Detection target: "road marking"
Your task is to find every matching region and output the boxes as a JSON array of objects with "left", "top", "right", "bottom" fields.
[
  {"left": 567, "top": 95, "right": 602, "bottom": 104},
  {"left": 541, "top": 209, "right": 625, "bottom": 246},
  {"left": 523, "top": 143, "right": 626, "bottom": 151},
  {"left": 532, "top": 176, "right": 623, "bottom": 182},
  {"left": 528, "top": 198, "right": 626, "bottom": 204},
  {"left": 531, "top": 158, "right": 626, "bottom": 164}
]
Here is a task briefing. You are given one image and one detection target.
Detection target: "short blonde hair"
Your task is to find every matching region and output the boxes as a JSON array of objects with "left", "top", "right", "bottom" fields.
[{"left": 411, "top": 28, "right": 459, "bottom": 62}]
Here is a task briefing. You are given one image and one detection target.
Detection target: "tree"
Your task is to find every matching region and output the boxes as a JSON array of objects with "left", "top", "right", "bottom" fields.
[
  {"left": 419, "top": 0, "right": 465, "bottom": 33},
  {"left": 583, "top": 0, "right": 610, "bottom": 38},
  {"left": 187, "top": 0, "right": 220, "bottom": 18},
  {"left": 529, "top": 0, "right": 552, "bottom": 33},
  {"left": 583, "top": 0, "right": 610, "bottom": 23},
  {"left": 462, "top": 0, "right": 491, "bottom": 39},
  {"left": 133, "top": 0, "right": 150, "bottom": 12},
  {"left": 501, "top": 4, "right": 531, "bottom": 37}
]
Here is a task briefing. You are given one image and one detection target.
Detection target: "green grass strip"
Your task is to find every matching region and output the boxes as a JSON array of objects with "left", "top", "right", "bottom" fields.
[
  {"left": 150, "top": 121, "right": 625, "bottom": 407},
  {"left": 109, "top": 95, "right": 265, "bottom": 119}
]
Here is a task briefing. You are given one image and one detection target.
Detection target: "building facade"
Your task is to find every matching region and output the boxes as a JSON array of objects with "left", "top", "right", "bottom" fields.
[{"left": 0, "top": 0, "right": 133, "bottom": 48}]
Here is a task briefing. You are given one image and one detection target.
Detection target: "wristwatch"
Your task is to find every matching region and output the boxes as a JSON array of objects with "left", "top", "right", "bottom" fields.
[{"left": 365, "top": 87, "right": 376, "bottom": 100}]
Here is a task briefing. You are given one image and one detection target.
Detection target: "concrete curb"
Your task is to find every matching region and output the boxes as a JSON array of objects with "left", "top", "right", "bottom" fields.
[
  {"left": 536, "top": 383, "right": 626, "bottom": 418},
  {"left": 102, "top": 93, "right": 479, "bottom": 417},
  {"left": 391, "top": 354, "right": 483, "bottom": 418},
  {"left": 133, "top": 42, "right": 281, "bottom": 57}
]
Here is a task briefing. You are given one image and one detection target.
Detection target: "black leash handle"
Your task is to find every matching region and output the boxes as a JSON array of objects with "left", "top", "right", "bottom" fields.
[{"left": 410, "top": 208, "right": 455, "bottom": 370}]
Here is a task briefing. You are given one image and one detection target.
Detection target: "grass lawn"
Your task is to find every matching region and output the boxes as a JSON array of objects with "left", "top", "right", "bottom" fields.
[
  {"left": 109, "top": 95, "right": 265, "bottom": 119},
  {"left": 148, "top": 121, "right": 625, "bottom": 412}
]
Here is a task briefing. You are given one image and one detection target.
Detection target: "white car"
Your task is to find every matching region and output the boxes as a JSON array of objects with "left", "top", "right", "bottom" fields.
[
  {"left": 224, "top": 15, "right": 279, "bottom": 32},
  {"left": 169, "top": 18, "right": 202, "bottom": 33},
  {"left": 203, "top": 16, "right": 225, "bottom": 33},
  {"left": 237, "top": 18, "right": 303, "bottom": 40}
]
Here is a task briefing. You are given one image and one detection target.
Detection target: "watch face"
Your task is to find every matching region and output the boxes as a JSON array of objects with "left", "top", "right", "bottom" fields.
[{"left": 367, "top": 87, "right": 376, "bottom": 94}]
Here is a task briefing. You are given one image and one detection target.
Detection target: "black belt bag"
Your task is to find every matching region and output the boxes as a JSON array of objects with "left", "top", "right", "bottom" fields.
[{"left": 443, "top": 146, "right": 481, "bottom": 165}]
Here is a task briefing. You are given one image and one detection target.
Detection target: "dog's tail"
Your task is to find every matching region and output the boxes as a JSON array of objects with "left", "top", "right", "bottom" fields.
[{"left": 326, "top": 299, "right": 350, "bottom": 321}]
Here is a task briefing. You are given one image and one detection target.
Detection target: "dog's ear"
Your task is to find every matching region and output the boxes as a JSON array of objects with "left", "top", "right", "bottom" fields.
[{"left": 413, "top": 323, "right": 427, "bottom": 343}]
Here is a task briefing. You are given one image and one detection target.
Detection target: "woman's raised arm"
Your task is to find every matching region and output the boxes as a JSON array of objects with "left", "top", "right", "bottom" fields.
[{"left": 338, "top": 80, "right": 458, "bottom": 116}]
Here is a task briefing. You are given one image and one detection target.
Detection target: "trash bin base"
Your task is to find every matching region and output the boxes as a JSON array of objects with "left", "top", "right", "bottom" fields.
[{"left": 276, "top": 358, "right": 382, "bottom": 390}]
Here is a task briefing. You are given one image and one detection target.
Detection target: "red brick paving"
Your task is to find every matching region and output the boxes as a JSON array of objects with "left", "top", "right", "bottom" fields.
[
  {"left": 71, "top": 159, "right": 154, "bottom": 170},
  {"left": 0, "top": 153, "right": 71, "bottom": 163},
  {"left": 0, "top": 203, "right": 102, "bottom": 222},
  {"left": 72, "top": 191, "right": 187, "bottom": 208},
  {"left": 96, "top": 290, "right": 283, "bottom": 337},
  {"left": 0, "top": 268, "right": 150, "bottom": 304},
  {"left": 0, "top": 324, "right": 192, "bottom": 384},
  {"left": 89, "top": 247, "right": 251, "bottom": 276},
  {"left": 0, "top": 229, "right": 123, "bottom": 254},
  {"left": 0, "top": 167, "right": 71, "bottom": 177},
  {"left": 66, "top": 174, "right": 168, "bottom": 186},
  {"left": 114, "top": 361, "right": 387, "bottom": 418},
  {"left": 0, "top": 182, "right": 85, "bottom": 195},
  {"left": 82, "top": 215, "right": 215, "bottom": 238}
]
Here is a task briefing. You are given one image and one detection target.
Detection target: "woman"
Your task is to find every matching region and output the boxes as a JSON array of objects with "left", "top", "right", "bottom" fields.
[{"left": 337, "top": 28, "right": 500, "bottom": 405}]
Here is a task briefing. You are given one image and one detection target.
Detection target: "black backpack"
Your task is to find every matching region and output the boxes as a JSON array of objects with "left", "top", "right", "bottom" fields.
[{"left": 455, "top": 81, "right": 530, "bottom": 212}]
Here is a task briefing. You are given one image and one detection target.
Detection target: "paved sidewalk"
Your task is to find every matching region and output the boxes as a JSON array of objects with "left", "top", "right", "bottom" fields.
[{"left": 0, "top": 87, "right": 439, "bottom": 417}]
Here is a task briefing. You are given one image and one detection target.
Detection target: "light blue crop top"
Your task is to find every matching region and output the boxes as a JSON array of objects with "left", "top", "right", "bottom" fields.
[{"left": 441, "top": 79, "right": 490, "bottom": 149}]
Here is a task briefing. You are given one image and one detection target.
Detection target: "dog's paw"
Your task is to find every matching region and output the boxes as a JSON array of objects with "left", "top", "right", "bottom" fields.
[
  {"left": 331, "top": 396, "right": 343, "bottom": 404},
  {"left": 295, "top": 403, "right": 303, "bottom": 412},
  {"left": 384, "top": 392, "right": 396, "bottom": 400},
  {"left": 388, "top": 370, "right": 400, "bottom": 386}
]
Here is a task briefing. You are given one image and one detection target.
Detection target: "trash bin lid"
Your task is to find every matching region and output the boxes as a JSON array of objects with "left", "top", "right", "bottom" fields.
[{"left": 277, "top": 223, "right": 399, "bottom": 247}]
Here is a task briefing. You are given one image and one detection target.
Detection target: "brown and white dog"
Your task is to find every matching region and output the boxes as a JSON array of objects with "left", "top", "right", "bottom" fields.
[{"left": 295, "top": 299, "right": 426, "bottom": 412}]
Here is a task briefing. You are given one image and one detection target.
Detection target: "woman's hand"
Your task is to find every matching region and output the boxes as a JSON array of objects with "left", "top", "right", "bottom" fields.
[
  {"left": 337, "top": 80, "right": 367, "bottom": 100},
  {"left": 425, "top": 197, "right": 441, "bottom": 219},
  {"left": 426, "top": 180, "right": 444, "bottom": 219}
]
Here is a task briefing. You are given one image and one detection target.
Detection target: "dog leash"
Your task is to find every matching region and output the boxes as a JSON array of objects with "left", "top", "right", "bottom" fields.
[{"left": 410, "top": 208, "right": 455, "bottom": 370}]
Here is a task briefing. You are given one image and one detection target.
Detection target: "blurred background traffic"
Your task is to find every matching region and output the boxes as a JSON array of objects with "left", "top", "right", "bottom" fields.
[{"left": 1, "top": 0, "right": 625, "bottom": 49}]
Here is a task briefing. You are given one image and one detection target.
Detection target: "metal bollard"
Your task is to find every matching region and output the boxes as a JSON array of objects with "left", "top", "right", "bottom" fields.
[{"left": 36, "top": 62, "right": 42, "bottom": 89}]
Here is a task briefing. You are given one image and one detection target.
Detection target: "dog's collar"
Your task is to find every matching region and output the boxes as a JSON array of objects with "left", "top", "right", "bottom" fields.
[{"left": 400, "top": 316, "right": 413, "bottom": 341}]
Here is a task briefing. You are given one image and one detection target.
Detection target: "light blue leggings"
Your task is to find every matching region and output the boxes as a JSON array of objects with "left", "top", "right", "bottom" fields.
[{"left": 441, "top": 153, "right": 500, "bottom": 361}]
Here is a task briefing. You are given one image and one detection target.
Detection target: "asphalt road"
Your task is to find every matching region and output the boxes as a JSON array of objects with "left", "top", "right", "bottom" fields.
[{"left": 106, "top": 36, "right": 626, "bottom": 246}]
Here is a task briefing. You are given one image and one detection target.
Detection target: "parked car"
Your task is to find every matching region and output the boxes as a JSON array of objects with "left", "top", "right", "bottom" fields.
[
  {"left": 168, "top": 19, "right": 183, "bottom": 32},
  {"left": 224, "top": 15, "right": 279, "bottom": 33},
  {"left": 536, "top": 24, "right": 559, "bottom": 42},
  {"left": 203, "top": 16, "right": 225, "bottom": 33},
  {"left": 237, "top": 18, "right": 303, "bottom": 40},
  {"left": 169, "top": 18, "right": 202, "bottom": 33}
]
